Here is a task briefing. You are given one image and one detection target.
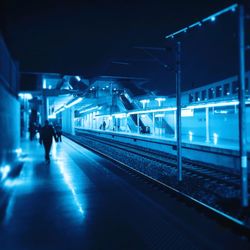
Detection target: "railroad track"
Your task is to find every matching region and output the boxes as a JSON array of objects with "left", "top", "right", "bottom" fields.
[
  {"left": 71, "top": 132, "right": 247, "bottom": 191},
  {"left": 64, "top": 133, "right": 250, "bottom": 234}
]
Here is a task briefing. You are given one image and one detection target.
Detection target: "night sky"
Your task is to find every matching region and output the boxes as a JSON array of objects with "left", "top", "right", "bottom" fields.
[{"left": 0, "top": 0, "right": 249, "bottom": 94}]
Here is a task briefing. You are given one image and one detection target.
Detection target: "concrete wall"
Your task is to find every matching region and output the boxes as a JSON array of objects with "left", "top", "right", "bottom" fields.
[
  {"left": 0, "top": 34, "right": 20, "bottom": 168},
  {"left": 0, "top": 84, "right": 20, "bottom": 164}
]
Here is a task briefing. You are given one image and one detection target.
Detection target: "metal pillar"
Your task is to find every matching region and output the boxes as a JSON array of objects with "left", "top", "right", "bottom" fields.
[
  {"left": 42, "top": 90, "right": 48, "bottom": 124},
  {"left": 71, "top": 107, "right": 75, "bottom": 135},
  {"left": 174, "top": 110, "right": 177, "bottom": 139},
  {"left": 205, "top": 107, "right": 210, "bottom": 143},
  {"left": 152, "top": 112, "right": 155, "bottom": 136},
  {"left": 126, "top": 115, "right": 128, "bottom": 132},
  {"left": 137, "top": 114, "right": 140, "bottom": 134},
  {"left": 238, "top": 4, "right": 248, "bottom": 207},
  {"left": 176, "top": 42, "right": 182, "bottom": 181}
]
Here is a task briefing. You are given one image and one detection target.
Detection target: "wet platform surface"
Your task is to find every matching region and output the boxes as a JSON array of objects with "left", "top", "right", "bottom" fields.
[{"left": 0, "top": 137, "right": 249, "bottom": 250}]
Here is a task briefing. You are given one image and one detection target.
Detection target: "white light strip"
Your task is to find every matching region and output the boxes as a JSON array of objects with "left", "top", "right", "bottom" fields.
[
  {"left": 202, "top": 4, "right": 237, "bottom": 22},
  {"left": 94, "top": 99, "right": 249, "bottom": 118},
  {"left": 128, "top": 107, "right": 176, "bottom": 115},
  {"left": 79, "top": 106, "right": 98, "bottom": 114},
  {"left": 128, "top": 100, "right": 249, "bottom": 115},
  {"left": 155, "top": 97, "right": 166, "bottom": 102},
  {"left": 187, "top": 100, "right": 239, "bottom": 109},
  {"left": 112, "top": 113, "right": 127, "bottom": 118},
  {"left": 48, "top": 113, "right": 57, "bottom": 119},
  {"left": 188, "top": 21, "right": 202, "bottom": 29},
  {"left": 165, "top": 3, "right": 238, "bottom": 39},
  {"left": 55, "top": 106, "right": 65, "bottom": 114},
  {"left": 57, "top": 161, "right": 84, "bottom": 216},
  {"left": 65, "top": 97, "right": 83, "bottom": 108}
]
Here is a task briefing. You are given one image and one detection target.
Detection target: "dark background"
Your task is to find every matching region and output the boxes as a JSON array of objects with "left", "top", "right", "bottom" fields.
[{"left": 0, "top": 0, "right": 249, "bottom": 94}]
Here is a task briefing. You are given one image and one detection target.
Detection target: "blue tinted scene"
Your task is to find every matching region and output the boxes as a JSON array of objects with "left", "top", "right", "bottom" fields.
[{"left": 0, "top": 1, "right": 250, "bottom": 249}]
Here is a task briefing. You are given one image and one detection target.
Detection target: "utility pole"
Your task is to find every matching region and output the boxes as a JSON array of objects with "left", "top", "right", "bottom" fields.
[
  {"left": 176, "top": 41, "right": 182, "bottom": 181},
  {"left": 238, "top": 3, "right": 248, "bottom": 207}
]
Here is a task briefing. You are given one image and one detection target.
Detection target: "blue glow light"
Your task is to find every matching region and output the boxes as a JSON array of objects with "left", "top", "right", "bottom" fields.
[
  {"left": 43, "top": 78, "right": 47, "bottom": 89},
  {"left": 15, "top": 148, "right": 22, "bottom": 157},
  {"left": 213, "top": 133, "right": 218, "bottom": 145},
  {"left": 211, "top": 16, "right": 216, "bottom": 22},
  {"left": 65, "top": 97, "right": 83, "bottom": 108},
  {"left": 165, "top": 3, "right": 238, "bottom": 39},
  {"left": 57, "top": 161, "right": 84, "bottom": 216},
  {"left": 189, "top": 131, "right": 193, "bottom": 142},
  {"left": 55, "top": 106, "right": 65, "bottom": 114},
  {"left": 189, "top": 22, "right": 202, "bottom": 28},
  {"left": 0, "top": 165, "right": 11, "bottom": 180},
  {"left": 75, "top": 76, "right": 81, "bottom": 81},
  {"left": 18, "top": 93, "right": 33, "bottom": 100},
  {"left": 79, "top": 106, "right": 98, "bottom": 114}
]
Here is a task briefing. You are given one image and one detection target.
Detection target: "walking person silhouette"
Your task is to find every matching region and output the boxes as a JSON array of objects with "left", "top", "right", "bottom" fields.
[{"left": 39, "top": 120, "right": 58, "bottom": 163}]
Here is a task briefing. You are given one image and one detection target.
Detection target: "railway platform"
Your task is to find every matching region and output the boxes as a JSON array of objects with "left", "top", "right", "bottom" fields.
[{"left": 0, "top": 136, "right": 249, "bottom": 250}]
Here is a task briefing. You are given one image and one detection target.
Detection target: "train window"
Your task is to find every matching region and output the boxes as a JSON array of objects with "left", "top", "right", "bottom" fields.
[
  {"left": 232, "top": 81, "right": 239, "bottom": 94},
  {"left": 208, "top": 88, "right": 214, "bottom": 99},
  {"left": 201, "top": 90, "right": 206, "bottom": 100},
  {"left": 189, "top": 93, "right": 194, "bottom": 103},
  {"left": 246, "top": 78, "right": 249, "bottom": 93},
  {"left": 223, "top": 83, "right": 230, "bottom": 96},
  {"left": 195, "top": 91, "right": 200, "bottom": 101},
  {"left": 216, "top": 86, "right": 222, "bottom": 98}
]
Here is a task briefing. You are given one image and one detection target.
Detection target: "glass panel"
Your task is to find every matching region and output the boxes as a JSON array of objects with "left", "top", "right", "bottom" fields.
[
  {"left": 223, "top": 83, "right": 230, "bottom": 96},
  {"left": 189, "top": 93, "right": 194, "bottom": 103},
  {"left": 216, "top": 86, "right": 222, "bottom": 97},
  {"left": 201, "top": 90, "right": 206, "bottom": 100},
  {"left": 195, "top": 92, "right": 200, "bottom": 101},
  {"left": 245, "top": 78, "right": 249, "bottom": 93},
  {"left": 208, "top": 88, "right": 214, "bottom": 99},
  {"left": 232, "top": 81, "right": 238, "bottom": 94}
]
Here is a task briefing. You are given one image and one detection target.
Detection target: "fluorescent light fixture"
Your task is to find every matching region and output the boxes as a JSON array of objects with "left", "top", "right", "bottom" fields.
[
  {"left": 155, "top": 97, "right": 166, "bottom": 102},
  {"left": 79, "top": 106, "right": 98, "bottom": 114},
  {"left": 113, "top": 113, "right": 126, "bottom": 118},
  {"left": 48, "top": 113, "right": 57, "bottom": 119},
  {"left": 115, "top": 99, "right": 247, "bottom": 117},
  {"left": 65, "top": 97, "right": 83, "bottom": 108},
  {"left": 18, "top": 93, "right": 33, "bottom": 100},
  {"left": 155, "top": 97, "right": 166, "bottom": 107},
  {"left": 55, "top": 106, "right": 65, "bottom": 114},
  {"left": 43, "top": 78, "right": 47, "bottom": 89},
  {"left": 187, "top": 100, "right": 239, "bottom": 109},
  {"left": 140, "top": 99, "right": 150, "bottom": 109},
  {"left": 140, "top": 99, "right": 150, "bottom": 104},
  {"left": 75, "top": 76, "right": 81, "bottom": 81},
  {"left": 189, "top": 21, "right": 202, "bottom": 28},
  {"left": 128, "top": 107, "right": 176, "bottom": 115},
  {"left": 211, "top": 16, "right": 216, "bottom": 22},
  {"left": 155, "top": 113, "right": 165, "bottom": 118}
]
